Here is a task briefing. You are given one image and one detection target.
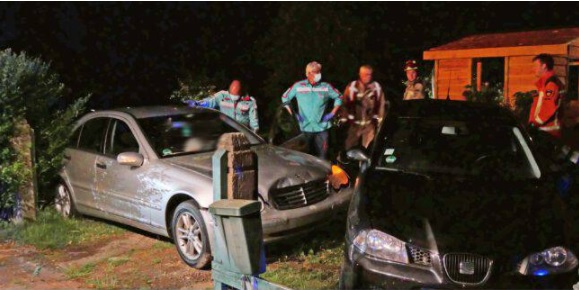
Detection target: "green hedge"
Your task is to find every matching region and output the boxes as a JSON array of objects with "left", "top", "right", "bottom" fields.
[{"left": 0, "top": 49, "right": 88, "bottom": 211}]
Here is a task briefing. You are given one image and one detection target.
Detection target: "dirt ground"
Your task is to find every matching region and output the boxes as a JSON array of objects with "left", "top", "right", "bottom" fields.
[{"left": 0, "top": 232, "right": 213, "bottom": 289}]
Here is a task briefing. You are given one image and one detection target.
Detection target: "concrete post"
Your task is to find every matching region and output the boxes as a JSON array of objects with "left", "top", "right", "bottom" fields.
[
  {"left": 216, "top": 133, "right": 257, "bottom": 200},
  {"left": 9, "top": 119, "right": 37, "bottom": 221}
]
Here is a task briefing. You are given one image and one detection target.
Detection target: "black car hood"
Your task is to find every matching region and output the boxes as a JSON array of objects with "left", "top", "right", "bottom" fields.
[
  {"left": 166, "top": 144, "right": 330, "bottom": 201},
  {"left": 361, "top": 169, "right": 566, "bottom": 259}
]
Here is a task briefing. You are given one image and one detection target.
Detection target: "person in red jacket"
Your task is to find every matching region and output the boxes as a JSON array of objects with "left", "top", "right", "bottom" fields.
[{"left": 529, "top": 53, "right": 563, "bottom": 139}]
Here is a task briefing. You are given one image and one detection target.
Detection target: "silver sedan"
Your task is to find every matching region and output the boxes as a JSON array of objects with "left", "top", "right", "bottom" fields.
[{"left": 55, "top": 106, "right": 352, "bottom": 268}]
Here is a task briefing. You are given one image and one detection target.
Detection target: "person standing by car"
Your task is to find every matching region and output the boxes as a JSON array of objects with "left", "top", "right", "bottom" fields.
[
  {"left": 529, "top": 53, "right": 563, "bottom": 139},
  {"left": 186, "top": 79, "right": 259, "bottom": 133},
  {"left": 403, "top": 59, "right": 425, "bottom": 100},
  {"left": 281, "top": 61, "right": 342, "bottom": 159},
  {"left": 339, "top": 65, "right": 387, "bottom": 149}
]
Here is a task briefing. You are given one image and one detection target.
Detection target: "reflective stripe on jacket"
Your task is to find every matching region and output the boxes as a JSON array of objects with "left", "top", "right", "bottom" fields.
[
  {"left": 203, "top": 91, "right": 259, "bottom": 130},
  {"left": 281, "top": 79, "right": 342, "bottom": 132}
]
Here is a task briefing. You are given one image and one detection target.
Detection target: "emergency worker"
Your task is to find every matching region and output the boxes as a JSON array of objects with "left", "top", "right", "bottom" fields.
[
  {"left": 281, "top": 61, "right": 342, "bottom": 159},
  {"left": 340, "top": 65, "right": 386, "bottom": 149},
  {"left": 403, "top": 60, "right": 425, "bottom": 100},
  {"left": 186, "top": 79, "right": 259, "bottom": 132},
  {"left": 529, "top": 53, "right": 563, "bottom": 139}
]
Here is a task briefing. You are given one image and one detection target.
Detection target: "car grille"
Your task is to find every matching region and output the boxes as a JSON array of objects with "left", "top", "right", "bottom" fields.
[
  {"left": 407, "top": 245, "right": 432, "bottom": 266},
  {"left": 443, "top": 253, "right": 492, "bottom": 285},
  {"left": 270, "top": 180, "right": 329, "bottom": 210}
]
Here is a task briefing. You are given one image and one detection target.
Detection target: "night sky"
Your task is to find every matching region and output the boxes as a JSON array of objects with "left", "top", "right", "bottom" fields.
[{"left": 1, "top": 2, "right": 578, "bottom": 113}]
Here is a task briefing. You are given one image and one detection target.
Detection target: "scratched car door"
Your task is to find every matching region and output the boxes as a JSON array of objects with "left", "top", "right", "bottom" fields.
[
  {"left": 94, "top": 118, "right": 150, "bottom": 224},
  {"left": 68, "top": 117, "right": 108, "bottom": 210}
]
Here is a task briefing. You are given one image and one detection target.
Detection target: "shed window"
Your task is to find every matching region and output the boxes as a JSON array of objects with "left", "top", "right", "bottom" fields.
[{"left": 472, "top": 58, "right": 505, "bottom": 90}]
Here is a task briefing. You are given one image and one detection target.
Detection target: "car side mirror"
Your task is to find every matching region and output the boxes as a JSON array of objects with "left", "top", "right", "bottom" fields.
[
  {"left": 117, "top": 152, "right": 144, "bottom": 167},
  {"left": 346, "top": 149, "right": 370, "bottom": 162}
]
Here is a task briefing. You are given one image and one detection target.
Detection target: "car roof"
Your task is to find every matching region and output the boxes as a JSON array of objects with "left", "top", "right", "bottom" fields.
[
  {"left": 110, "top": 106, "right": 219, "bottom": 119},
  {"left": 393, "top": 100, "right": 519, "bottom": 125}
]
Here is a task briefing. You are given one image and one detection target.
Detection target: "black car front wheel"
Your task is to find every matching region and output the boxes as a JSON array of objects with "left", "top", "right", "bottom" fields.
[{"left": 171, "top": 200, "right": 212, "bottom": 269}]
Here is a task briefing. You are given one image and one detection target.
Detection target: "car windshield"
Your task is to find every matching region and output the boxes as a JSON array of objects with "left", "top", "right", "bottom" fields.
[
  {"left": 376, "top": 117, "right": 541, "bottom": 179},
  {"left": 138, "top": 111, "right": 263, "bottom": 158}
]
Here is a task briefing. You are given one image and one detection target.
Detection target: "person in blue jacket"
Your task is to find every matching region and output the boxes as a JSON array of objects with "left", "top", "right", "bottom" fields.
[
  {"left": 186, "top": 80, "right": 259, "bottom": 132},
  {"left": 281, "top": 61, "right": 342, "bottom": 159}
]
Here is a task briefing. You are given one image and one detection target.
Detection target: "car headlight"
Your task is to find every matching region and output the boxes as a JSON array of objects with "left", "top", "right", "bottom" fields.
[
  {"left": 352, "top": 229, "right": 409, "bottom": 264},
  {"left": 329, "top": 165, "right": 349, "bottom": 190},
  {"left": 518, "top": 246, "right": 578, "bottom": 276}
]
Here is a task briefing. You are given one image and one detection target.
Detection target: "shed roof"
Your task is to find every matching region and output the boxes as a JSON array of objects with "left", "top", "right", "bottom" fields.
[
  {"left": 424, "top": 27, "right": 579, "bottom": 60},
  {"left": 430, "top": 28, "right": 579, "bottom": 51}
]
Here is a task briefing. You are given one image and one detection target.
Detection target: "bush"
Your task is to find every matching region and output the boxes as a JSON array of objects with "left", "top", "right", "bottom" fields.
[
  {"left": 0, "top": 48, "right": 88, "bottom": 212},
  {"left": 170, "top": 74, "right": 217, "bottom": 103},
  {"left": 513, "top": 90, "right": 536, "bottom": 124},
  {"left": 462, "top": 83, "right": 505, "bottom": 105}
]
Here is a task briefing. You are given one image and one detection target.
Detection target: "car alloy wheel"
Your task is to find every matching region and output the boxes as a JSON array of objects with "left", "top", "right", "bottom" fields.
[
  {"left": 55, "top": 183, "right": 77, "bottom": 218},
  {"left": 171, "top": 200, "right": 211, "bottom": 269}
]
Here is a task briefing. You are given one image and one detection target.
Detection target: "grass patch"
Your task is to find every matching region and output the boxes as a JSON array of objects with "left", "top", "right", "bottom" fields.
[
  {"left": 151, "top": 240, "right": 173, "bottom": 250},
  {"left": 87, "top": 274, "right": 119, "bottom": 289},
  {"left": 107, "top": 256, "right": 130, "bottom": 267},
  {"left": 0, "top": 208, "right": 124, "bottom": 250},
  {"left": 262, "top": 219, "right": 346, "bottom": 289},
  {"left": 65, "top": 262, "right": 96, "bottom": 279}
]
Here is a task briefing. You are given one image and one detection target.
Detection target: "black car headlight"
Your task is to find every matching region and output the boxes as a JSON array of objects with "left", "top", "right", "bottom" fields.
[
  {"left": 517, "top": 246, "right": 578, "bottom": 276},
  {"left": 352, "top": 229, "right": 409, "bottom": 264}
]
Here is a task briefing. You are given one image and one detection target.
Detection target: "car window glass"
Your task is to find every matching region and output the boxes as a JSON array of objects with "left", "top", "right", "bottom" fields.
[
  {"left": 69, "top": 127, "right": 82, "bottom": 148},
  {"left": 78, "top": 118, "right": 109, "bottom": 153},
  {"left": 268, "top": 106, "right": 302, "bottom": 146},
  {"left": 105, "top": 120, "right": 140, "bottom": 156},
  {"left": 138, "top": 111, "right": 263, "bottom": 158}
]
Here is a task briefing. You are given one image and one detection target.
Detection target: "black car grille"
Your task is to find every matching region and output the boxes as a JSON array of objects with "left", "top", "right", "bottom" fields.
[
  {"left": 270, "top": 180, "right": 329, "bottom": 210},
  {"left": 443, "top": 253, "right": 492, "bottom": 285},
  {"left": 407, "top": 245, "right": 432, "bottom": 266}
]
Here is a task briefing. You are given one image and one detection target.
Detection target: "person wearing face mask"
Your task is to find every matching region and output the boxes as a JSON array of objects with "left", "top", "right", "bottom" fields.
[
  {"left": 403, "top": 60, "right": 425, "bottom": 100},
  {"left": 186, "top": 79, "right": 259, "bottom": 133},
  {"left": 339, "top": 65, "right": 387, "bottom": 150},
  {"left": 281, "top": 61, "right": 342, "bottom": 159}
]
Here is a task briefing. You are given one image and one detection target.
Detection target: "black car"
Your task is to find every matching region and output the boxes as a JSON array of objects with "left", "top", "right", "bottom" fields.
[{"left": 340, "top": 100, "right": 578, "bottom": 289}]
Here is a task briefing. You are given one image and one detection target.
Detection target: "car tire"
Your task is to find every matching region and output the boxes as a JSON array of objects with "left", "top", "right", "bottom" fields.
[
  {"left": 54, "top": 182, "right": 78, "bottom": 218},
  {"left": 171, "top": 200, "right": 212, "bottom": 269}
]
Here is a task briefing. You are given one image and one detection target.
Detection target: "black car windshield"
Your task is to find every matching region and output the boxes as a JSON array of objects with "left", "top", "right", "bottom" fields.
[
  {"left": 138, "top": 111, "right": 263, "bottom": 158},
  {"left": 376, "top": 117, "right": 541, "bottom": 179}
]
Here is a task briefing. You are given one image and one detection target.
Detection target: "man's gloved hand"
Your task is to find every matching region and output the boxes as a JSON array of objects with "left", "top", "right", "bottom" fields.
[
  {"left": 295, "top": 113, "right": 304, "bottom": 123},
  {"left": 187, "top": 100, "right": 210, "bottom": 108},
  {"left": 322, "top": 113, "right": 335, "bottom": 122},
  {"left": 184, "top": 100, "right": 198, "bottom": 107}
]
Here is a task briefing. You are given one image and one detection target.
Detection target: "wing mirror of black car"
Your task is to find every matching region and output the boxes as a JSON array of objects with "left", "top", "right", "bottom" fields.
[
  {"left": 117, "top": 152, "right": 144, "bottom": 167},
  {"left": 346, "top": 149, "right": 370, "bottom": 162}
]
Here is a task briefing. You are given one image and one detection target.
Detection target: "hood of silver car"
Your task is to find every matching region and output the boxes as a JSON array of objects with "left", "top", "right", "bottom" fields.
[{"left": 165, "top": 144, "right": 331, "bottom": 201}]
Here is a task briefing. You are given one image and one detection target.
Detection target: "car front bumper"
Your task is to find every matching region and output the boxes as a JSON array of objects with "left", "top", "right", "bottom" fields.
[
  {"left": 340, "top": 245, "right": 579, "bottom": 289},
  {"left": 260, "top": 186, "right": 353, "bottom": 243}
]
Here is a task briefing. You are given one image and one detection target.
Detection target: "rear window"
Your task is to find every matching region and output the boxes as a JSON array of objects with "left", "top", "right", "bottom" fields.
[{"left": 78, "top": 118, "right": 109, "bottom": 153}]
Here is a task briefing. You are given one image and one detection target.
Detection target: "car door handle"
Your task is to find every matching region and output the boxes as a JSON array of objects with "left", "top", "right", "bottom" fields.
[{"left": 96, "top": 162, "right": 107, "bottom": 169}]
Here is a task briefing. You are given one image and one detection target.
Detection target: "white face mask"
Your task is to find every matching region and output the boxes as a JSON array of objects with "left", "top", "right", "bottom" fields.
[
  {"left": 314, "top": 73, "right": 322, "bottom": 83},
  {"left": 230, "top": 94, "right": 240, "bottom": 101}
]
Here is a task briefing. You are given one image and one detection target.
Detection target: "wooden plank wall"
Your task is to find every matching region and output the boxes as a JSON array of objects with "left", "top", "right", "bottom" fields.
[
  {"left": 435, "top": 58, "right": 472, "bottom": 100},
  {"left": 505, "top": 55, "right": 567, "bottom": 107}
]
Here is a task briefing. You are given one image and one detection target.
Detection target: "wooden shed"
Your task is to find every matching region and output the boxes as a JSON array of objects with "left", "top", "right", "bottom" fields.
[{"left": 423, "top": 28, "right": 579, "bottom": 104}]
